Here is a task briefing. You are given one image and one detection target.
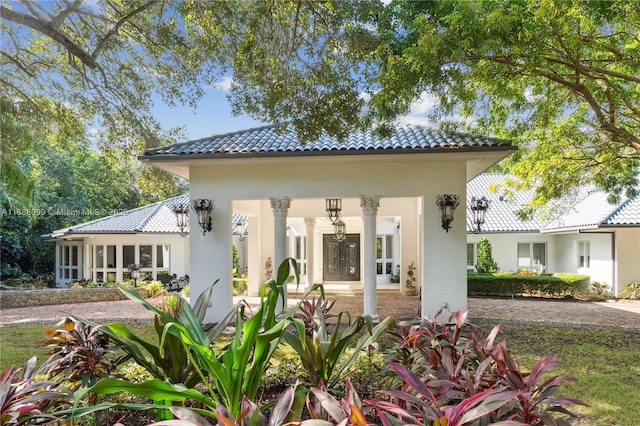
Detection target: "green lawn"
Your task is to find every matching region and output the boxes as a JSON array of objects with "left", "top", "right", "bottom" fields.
[{"left": 1, "top": 320, "right": 638, "bottom": 425}]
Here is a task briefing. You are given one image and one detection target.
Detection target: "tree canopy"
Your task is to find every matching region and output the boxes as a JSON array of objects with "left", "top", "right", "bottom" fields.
[{"left": 2, "top": 0, "right": 639, "bottom": 214}]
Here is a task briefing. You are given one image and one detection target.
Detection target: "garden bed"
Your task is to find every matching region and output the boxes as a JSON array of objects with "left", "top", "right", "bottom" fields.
[{"left": 0, "top": 287, "right": 148, "bottom": 309}]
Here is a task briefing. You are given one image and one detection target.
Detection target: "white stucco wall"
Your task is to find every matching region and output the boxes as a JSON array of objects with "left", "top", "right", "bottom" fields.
[
  {"left": 615, "top": 228, "right": 640, "bottom": 296},
  {"left": 554, "top": 232, "right": 614, "bottom": 289},
  {"left": 467, "top": 233, "right": 557, "bottom": 273},
  {"left": 187, "top": 154, "right": 470, "bottom": 323}
]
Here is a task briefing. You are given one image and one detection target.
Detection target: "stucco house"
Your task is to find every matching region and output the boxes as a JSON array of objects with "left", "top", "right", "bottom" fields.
[
  {"left": 467, "top": 173, "right": 640, "bottom": 296},
  {"left": 136, "top": 125, "right": 516, "bottom": 323},
  {"left": 44, "top": 165, "right": 639, "bottom": 319}
]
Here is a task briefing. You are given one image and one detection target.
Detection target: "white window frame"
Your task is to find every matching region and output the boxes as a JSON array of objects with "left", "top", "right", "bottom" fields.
[
  {"left": 467, "top": 243, "right": 477, "bottom": 270},
  {"left": 578, "top": 241, "right": 590, "bottom": 268},
  {"left": 376, "top": 235, "right": 395, "bottom": 277},
  {"left": 517, "top": 242, "right": 547, "bottom": 271}
]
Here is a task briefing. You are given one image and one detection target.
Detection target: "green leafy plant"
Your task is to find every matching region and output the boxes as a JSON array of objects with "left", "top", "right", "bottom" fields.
[
  {"left": 145, "top": 280, "right": 168, "bottom": 298},
  {"left": 475, "top": 237, "right": 499, "bottom": 273},
  {"left": 284, "top": 294, "right": 395, "bottom": 391},
  {"left": 1, "top": 356, "right": 69, "bottom": 425},
  {"left": 59, "top": 259, "right": 306, "bottom": 422},
  {"left": 42, "top": 317, "right": 118, "bottom": 389},
  {"left": 403, "top": 262, "right": 418, "bottom": 296},
  {"left": 590, "top": 281, "right": 611, "bottom": 296},
  {"left": 620, "top": 282, "right": 640, "bottom": 299}
]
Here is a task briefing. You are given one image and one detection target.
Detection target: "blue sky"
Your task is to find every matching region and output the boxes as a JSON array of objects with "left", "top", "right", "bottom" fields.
[
  {"left": 150, "top": 75, "right": 441, "bottom": 142},
  {"left": 151, "top": 77, "right": 266, "bottom": 141}
]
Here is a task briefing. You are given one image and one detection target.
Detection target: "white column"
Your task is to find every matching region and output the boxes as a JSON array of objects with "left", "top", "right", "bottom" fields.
[
  {"left": 190, "top": 196, "right": 233, "bottom": 324},
  {"left": 304, "top": 218, "right": 316, "bottom": 287},
  {"left": 270, "top": 197, "right": 291, "bottom": 309},
  {"left": 247, "top": 216, "right": 261, "bottom": 295},
  {"left": 360, "top": 195, "right": 380, "bottom": 323}
]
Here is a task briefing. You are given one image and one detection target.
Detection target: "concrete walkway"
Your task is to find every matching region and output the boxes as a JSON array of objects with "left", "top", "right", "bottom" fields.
[{"left": 1, "top": 292, "right": 638, "bottom": 330}]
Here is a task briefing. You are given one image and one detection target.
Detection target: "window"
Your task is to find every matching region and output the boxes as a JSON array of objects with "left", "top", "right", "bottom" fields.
[
  {"left": 106, "top": 245, "right": 116, "bottom": 268},
  {"left": 96, "top": 245, "right": 104, "bottom": 268},
  {"left": 517, "top": 242, "right": 546, "bottom": 271},
  {"left": 293, "top": 236, "right": 306, "bottom": 274},
  {"left": 123, "top": 245, "right": 135, "bottom": 267},
  {"left": 139, "top": 245, "right": 152, "bottom": 268},
  {"left": 467, "top": 243, "right": 476, "bottom": 268},
  {"left": 578, "top": 241, "right": 590, "bottom": 268},
  {"left": 376, "top": 235, "right": 395, "bottom": 276},
  {"left": 157, "top": 244, "right": 169, "bottom": 268}
]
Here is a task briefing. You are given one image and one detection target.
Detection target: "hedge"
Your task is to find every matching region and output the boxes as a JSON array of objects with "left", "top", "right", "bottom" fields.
[{"left": 468, "top": 272, "right": 590, "bottom": 297}]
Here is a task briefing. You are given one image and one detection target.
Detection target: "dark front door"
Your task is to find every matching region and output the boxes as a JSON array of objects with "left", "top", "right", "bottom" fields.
[{"left": 323, "top": 234, "right": 360, "bottom": 281}]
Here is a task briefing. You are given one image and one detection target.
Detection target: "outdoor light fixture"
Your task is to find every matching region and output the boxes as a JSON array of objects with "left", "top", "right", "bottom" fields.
[
  {"left": 192, "top": 198, "right": 214, "bottom": 235},
  {"left": 470, "top": 196, "right": 490, "bottom": 234},
  {"left": 435, "top": 194, "right": 460, "bottom": 232},
  {"left": 172, "top": 204, "right": 189, "bottom": 237},
  {"left": 326, "top": 198, "right": 342, "bottom": 224},
  {"left": 236, "top": 219, "right": 248, "bottom": 241},
  {"left": 128, "top": 263, "right": 141, "bottom": 287},
  {"left": 333, "top": 219, "right": 346, "bottom": 242}
]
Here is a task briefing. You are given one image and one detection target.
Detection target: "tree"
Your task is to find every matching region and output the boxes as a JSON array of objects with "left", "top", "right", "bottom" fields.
[
  {"left": 368, "top": 0, "right": 640, "bottom": 215},
  {"left": 4, "top": 0, "right": 638, "bottom": 216},
  {"left": 0, "top": 0, "right": 211, "bottom": 146},
  {"left": 475, "top": 237, "right": 499, "bottom": 274}
]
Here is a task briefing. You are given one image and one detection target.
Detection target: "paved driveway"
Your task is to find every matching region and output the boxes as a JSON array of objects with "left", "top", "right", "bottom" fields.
[{"left": 1, "top": 293, "right": 638, "bottom": 330}]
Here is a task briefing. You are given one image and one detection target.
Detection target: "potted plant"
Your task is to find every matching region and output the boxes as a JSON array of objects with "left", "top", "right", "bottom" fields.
[{"left": 404, "top": 261, "right": 418, "bottom": 296}]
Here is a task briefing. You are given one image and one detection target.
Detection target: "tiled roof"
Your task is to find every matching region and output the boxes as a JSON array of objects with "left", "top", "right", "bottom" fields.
[
  {"left": 542, "top": 191, "right": 640, "bottom": 231},
  {"left": 466, "top": 174, "right": 544, "bottom": 233},
  {"left": 141, "top": 125, "right": 514, "bottom": 160},
  {"left": 44, "top": 194, "right": 248, "bottom": 237},
  {"left": 606, "top": 197, "right": 640, "bottom": 225}
]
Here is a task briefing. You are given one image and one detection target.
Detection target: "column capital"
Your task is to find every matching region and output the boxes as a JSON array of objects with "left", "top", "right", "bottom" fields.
[
  {"left": 270, "top": 197, "right": 291, "bottom": 215},
  {"left": 304, "top": 217, "right": 316, "bottom": 227},
  {"left": 360, "top": 195, "right": 380, "bottom": 215}
]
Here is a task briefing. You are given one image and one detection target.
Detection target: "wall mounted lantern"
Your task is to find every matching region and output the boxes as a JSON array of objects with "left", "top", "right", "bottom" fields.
[
  {"left": 326, "top": 198, "right": 342, "bottom": 224},
  {"left": 192, "top": 199, "right": 214, "bottom": 235},
  {"left": 128, "top": 263, "right": 141, "bottom": 287},
  {"left": 435, "top": 194, "right": 460, "bottom": 232},
  {"left": 172, "top": 204, "right": 189, "bottom": 237},
  {"left": 470, "top": 196, "right": 490, "bottom": 234},
  {"left": 236, "top": 219, "right": 248, "bottom": 241},
  {"left": 334, "top": 219, "right": 346, "bottom": 242}
]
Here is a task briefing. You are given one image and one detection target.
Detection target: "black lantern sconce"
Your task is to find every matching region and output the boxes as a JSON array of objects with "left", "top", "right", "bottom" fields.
[
  {"left": 470, "top": 196, "right": 490, "bottom": 234},
  {"left": 435, "top": 194, "right": 460, "bottom": 232},
  {"left": 172, "top": 204, "right": 189, "bottom": 237},
  {"left": 333, "top": 219, "right": 346, "bottom": 242},
  {"left": 326, "top": 198, "right": 342, "bottom": 224},
  {"left": 192, "top": 199, "right": 214, "bottom": 235}
]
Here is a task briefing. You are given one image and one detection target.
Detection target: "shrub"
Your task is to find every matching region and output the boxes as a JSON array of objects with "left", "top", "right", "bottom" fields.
[
  {"left": 1, "top": 357, "right": 70, "bottom": 424},
  {"left": 370, "top": 310, "right": 587, "bottom": 425},
  {"left": 233, "top": 277, "right": 248, "bottom": 295},
  {"left": 620, "top": 282, "right": 640, "bottom": 299},
  {"left": 468, "top": 273, "right": 590, "bottom": 297},
  {"left": 145, "top": 280, "right": 167, "bottom": 298},
  {"left": 475, "top": 237, "right": 499, "bottom": 273},
  {"left": 591, "top": 281, "right": 611, "bottom": 295}
]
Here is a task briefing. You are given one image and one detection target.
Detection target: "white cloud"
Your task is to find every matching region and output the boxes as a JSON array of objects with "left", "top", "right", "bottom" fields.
[
  {"left": 396, "top": 92, "right": 439, "bottom": 126},
  {"left": 213, "top": 76, "right": 234, "bottom": 91}
]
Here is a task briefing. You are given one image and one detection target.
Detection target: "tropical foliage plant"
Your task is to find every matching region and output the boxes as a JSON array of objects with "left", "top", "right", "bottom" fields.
[
  {"left": 284, "top": 295, "right": 394, "bottom": 391},
  {"left": 42, "top": 317, "right": 118, "bottom": 389},
  {"left": 372, "top": 310, "right": 587, "bottom": 425},
  {"left": 0, "top": 356, "right": 69, "bottom": 425}
]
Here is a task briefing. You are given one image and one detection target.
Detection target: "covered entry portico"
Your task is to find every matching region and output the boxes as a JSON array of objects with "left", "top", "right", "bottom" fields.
[{"left": 141, "top": 125, "right": 514, "bottom": 323}]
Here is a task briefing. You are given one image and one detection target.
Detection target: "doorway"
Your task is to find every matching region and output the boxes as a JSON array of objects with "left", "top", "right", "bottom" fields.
[{"left": 323, "top": 234, "right": 360, "bottom": 281}]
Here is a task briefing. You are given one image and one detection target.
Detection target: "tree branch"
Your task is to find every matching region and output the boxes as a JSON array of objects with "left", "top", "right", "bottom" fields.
[{"left": 0, "top": 5, "right": 98, "bottom": 69}]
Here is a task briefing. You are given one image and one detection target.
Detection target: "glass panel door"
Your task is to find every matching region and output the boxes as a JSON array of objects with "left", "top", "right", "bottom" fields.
[{"left": 323, "top": 234, "right": 360, "bottom": 281}]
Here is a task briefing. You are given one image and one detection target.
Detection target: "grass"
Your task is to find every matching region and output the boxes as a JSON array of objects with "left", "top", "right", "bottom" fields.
[{"left": 1, "top": 320, "right": 639, "bottom": 425}]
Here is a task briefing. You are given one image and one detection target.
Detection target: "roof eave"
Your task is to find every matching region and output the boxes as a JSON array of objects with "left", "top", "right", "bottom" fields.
[{"left": 139, "top": 145, "right": 516, "bottom": 163}]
